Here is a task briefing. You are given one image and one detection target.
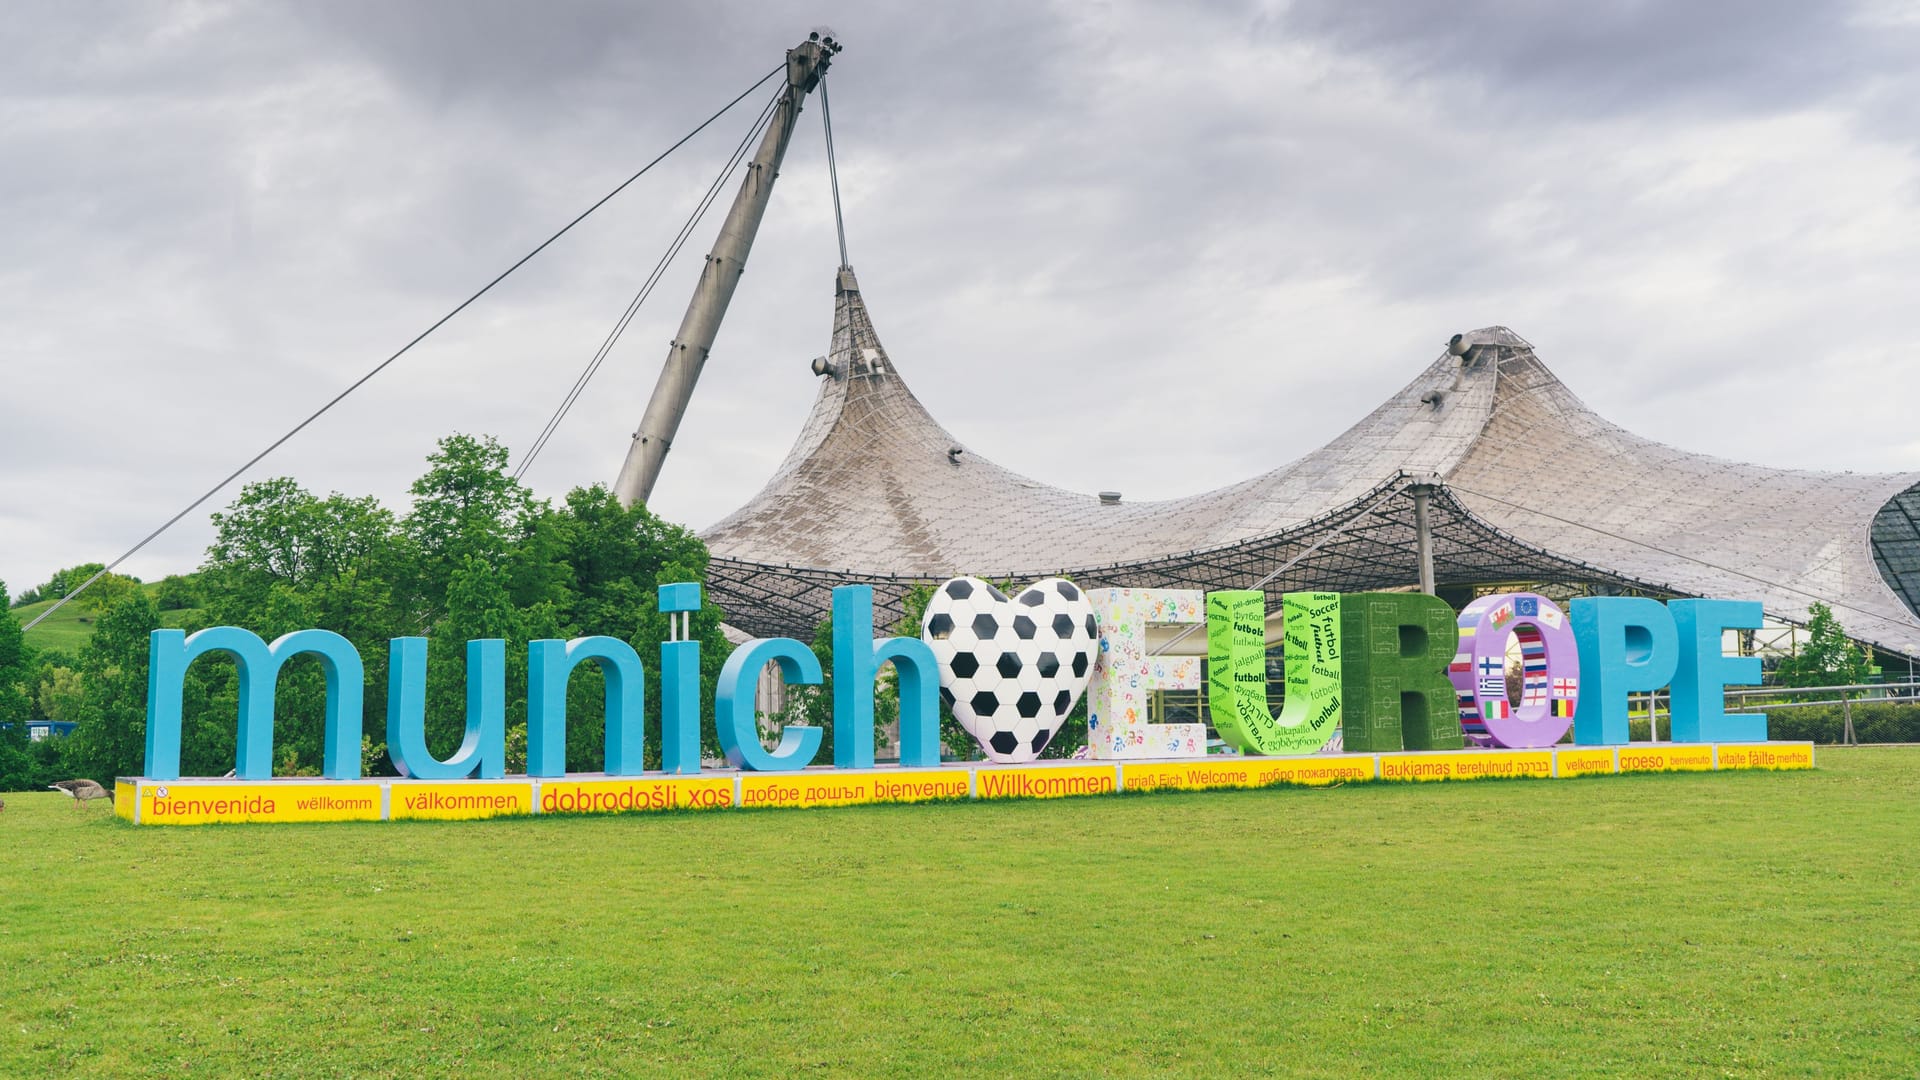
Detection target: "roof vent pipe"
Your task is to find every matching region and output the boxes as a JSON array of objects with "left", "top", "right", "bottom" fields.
[
  {"left": 1099, "top": 491, "right": 1122, "bottom": 505},
  {"left": 1448, "top": 333, "right": 1472, "bottom": 360},
  {"left": 809, "top": 355, "right": 836, "bottom": 377},
  {"left": 947, "top": 447, "right": 964, "bottom": 465}
]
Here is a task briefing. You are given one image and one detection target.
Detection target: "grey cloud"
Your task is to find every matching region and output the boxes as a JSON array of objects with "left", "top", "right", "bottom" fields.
[
  {"left": 282, "top": 1, "right": 1080, "bottom": 128},
  {"left": 1275, "top": 0, "right": 1909, "bottom": 117},
  {"left": 4, "top": 0, "right": 1919, "bottom": 597}
]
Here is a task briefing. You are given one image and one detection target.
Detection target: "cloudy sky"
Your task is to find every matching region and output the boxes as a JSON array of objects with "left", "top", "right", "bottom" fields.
[{"left": 4, "top": 0, "right": 1919, "bottom": 597}]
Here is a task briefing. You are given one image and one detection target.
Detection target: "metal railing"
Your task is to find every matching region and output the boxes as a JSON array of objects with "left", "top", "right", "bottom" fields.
[
  {"left": 1723, "top": 681, "right": 1920, "bottom": 707},
  {"left": 1723, "top": 681, "right": 1920, "bottom": 746},
  {"left": 1590, "top": 682, "right": 1918, "bottom": 747},
  {"left": 1149, "top": 679, "right": 1912, "bottom": 747}
]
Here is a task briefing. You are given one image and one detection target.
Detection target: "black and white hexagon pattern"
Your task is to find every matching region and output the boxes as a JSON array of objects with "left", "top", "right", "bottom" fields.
[{"left": 920, "top": 576, "right": 1099, "bottom": 763}]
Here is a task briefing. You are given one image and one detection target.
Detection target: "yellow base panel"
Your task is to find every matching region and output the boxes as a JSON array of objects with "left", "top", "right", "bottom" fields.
[
  {"left": 740, "top": 770, "right": 968, "bottom": 809},
  {"left": 139, "top": 780, "right": 383, "bottom": 825},
  {"left": 976, "top": 764, "right": 1118, "bottom": 800},
  {"left": 1122, "top": 757, "right": 1375, "bottom": 791},
  {"left": 389, "top": 781, "right": 532, "bottom": 821},
  {"left": 1714, "top": 743, "right": 1815, "bottom": 770},
  {"left": 112, "top": 741, "right": 1815, "bottom": 825},
  {"left": 1617, "top": 745, "right": 1717, "bottom": 774},
  {"left": 1554, "top": 748, "right": 1619, "bottom": 777},
  {"left": 543, "top": 776, "right": 735, "bottom": 813},
  {"left": 1380, "top": 750, "right": 1554, "bottom": 782}
]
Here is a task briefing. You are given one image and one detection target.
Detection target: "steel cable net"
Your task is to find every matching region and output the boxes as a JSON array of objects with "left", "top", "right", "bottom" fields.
[
  {"left": 706, "top": 480, "right": 1646, "bottom": 640},
  {"left": 701, "top": 298, "right": 1920, "bottom": 659}
]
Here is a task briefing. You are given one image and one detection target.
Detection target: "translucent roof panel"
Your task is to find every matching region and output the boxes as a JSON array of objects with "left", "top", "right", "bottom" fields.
[{"left": 698, "top": 271, "right": 1920, "bottom": 657}]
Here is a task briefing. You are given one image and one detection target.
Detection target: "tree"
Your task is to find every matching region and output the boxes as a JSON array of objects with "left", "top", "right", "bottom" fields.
[
  {"left": 33, "top": 662, "right": 85, "bottom": 728},
  {"left": 767, "top": 616, "right": 837, "bottom": 761},
  {"left": 421, "top": 555, "right": 528, "bottom": 766},
  {"left": 154, "top": 574, "right": 203, "bottom": 611},
  {"left": 1775, "top": 602, "right": 1870, "bottom": 690},
  {"left": 65, "top": 590, "right": 162, "bottom": 783},
  {"left": 11, "top": 563, "right": 111, "bottom": 607},
  {"left": 545, "top": 485, "right": 733, "bottom": 768},
  {"left": 159, "top": 434, "right": 745, "bottom": 778},
  {"left": 79, "top": 572, "right": 143, "bottom": 616},
  {"left": 203, "top": 478, "right": 404, "bottom": 629},
  {"left": 196, "top": 477, "right": 411, "bottom": 773},
  {"left": 0, "top": 580, "right": 41, "bottom": 789},
  {"left": 0, "top": 581, "right": 31, "bottom": 726},
  {"left": 403, "top": 434, "right": 547, "bottom": 615}
]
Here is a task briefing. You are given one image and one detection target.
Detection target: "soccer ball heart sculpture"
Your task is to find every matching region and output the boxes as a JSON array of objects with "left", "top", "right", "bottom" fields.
[{"left": 920, "top": 576, "right": 1099, "bottom": 763}]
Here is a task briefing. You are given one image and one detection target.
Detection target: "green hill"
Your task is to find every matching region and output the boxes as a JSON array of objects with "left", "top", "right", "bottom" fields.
[{"left": 11, "top": 581, "right": 202, "bottom": 657}]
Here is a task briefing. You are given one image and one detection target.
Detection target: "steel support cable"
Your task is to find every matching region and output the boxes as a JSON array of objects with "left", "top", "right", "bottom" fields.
[
  {"left": 514, "top": 88, "right": 783, "bottom": 479},
  {"left": 1443, "top": 481, "right": 1913, "bottom": 628},
  {"left": 820, "top": 73, "right": 850, "bottom": 268},
  {"left": 512, "top": 84, "right": 786, "bottom": 480},
  {"left": 22, "top": 64, "right": 785, "bottom": 632}
]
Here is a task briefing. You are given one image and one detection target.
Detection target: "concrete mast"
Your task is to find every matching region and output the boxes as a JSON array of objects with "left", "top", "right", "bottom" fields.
[{"left": 614, "top": 35, "right": 837, "bottom": 507}]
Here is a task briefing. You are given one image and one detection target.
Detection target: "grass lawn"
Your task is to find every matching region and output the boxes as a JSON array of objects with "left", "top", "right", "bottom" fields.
[{"left": 3, "top": 749, "right": 1916, "bottom": 1077}]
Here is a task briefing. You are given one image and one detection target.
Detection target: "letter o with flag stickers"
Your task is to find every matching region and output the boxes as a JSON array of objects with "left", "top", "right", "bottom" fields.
[{"left": 1448, "top": 592, "right": 1580, "bottom": 748}]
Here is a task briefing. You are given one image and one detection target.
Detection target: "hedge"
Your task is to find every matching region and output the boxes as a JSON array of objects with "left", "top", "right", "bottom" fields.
[
  {"left": 1558, "top": 704, "right": 1920, "bottom": 745},
  {"left": 1755, "top": 701, "right": 1920, "bottom": 745}
]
